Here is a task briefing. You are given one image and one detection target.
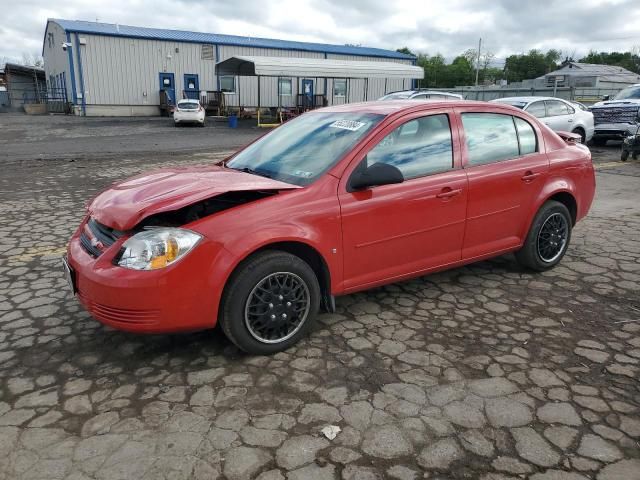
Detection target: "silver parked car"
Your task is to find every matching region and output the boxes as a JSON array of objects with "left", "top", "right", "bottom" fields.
[
  {"left": 491, "top": 96, "right": 594, "bottom": 143},
  {"left": 379, "top": 90, "right": 464, "bottom": 101}
]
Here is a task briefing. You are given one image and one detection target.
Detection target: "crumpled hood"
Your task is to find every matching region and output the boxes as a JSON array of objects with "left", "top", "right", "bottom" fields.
[{"left": 89, "top": 165, "right": 300, "bottom": 231}]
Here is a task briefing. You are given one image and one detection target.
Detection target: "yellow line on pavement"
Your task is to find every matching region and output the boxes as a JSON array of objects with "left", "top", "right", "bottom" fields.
[
  {"left": 6, "top": 246, "right": 67, "bottom": 262},
  {"left": 594, "top": 161, "right": 634, "bottom": 170}
]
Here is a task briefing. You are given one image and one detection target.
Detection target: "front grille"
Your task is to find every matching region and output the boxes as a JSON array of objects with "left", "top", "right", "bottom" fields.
[
  {"left": 79, "top": 218, "right": 124, "bottom": 257},
  {"left": 78, "top": 291, "right": 160, "bottom": 326},
  {"left": 591, "top": 105, "right": 640, "bottom": 125}
]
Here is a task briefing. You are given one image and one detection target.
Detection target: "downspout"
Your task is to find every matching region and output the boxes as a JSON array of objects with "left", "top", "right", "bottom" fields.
[
  {"left": 411, "top": 57, "right": 417, "bottom": 90},
  {"left": 65, "top": 31, "right": 78, "bottom": 106},
  {"left": 74, "top": 32, "right": 86, "bottom": 116},
  {"left": 215, "top": 44, "right": 220, "bottom": 91},
  {"left": 324, "top": 52, "right": 328, "bottom": 103}
]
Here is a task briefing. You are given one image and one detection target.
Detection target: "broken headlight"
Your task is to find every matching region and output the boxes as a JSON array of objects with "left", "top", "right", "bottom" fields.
[{"left": 117, "top": 228, "right": 202, "bottom": 270}]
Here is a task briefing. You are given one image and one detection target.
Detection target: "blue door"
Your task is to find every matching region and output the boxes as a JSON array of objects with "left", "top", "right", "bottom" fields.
[
  {"left": 159, "top": 73, "right": 176, "bottom": 106},
  {"left": 302, "top": 79, "right": 314, "bottom": 109},
  {"left": 184, "top": 74, "right": 199, "bottom": 100}
]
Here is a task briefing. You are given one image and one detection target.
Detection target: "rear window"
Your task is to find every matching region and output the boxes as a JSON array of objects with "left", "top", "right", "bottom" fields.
[
  {"left": 462, "top": 113, "right": 520, "bottom": 166},
  {"left": 178, "top": 101, "right": 200, "bottom": 110}
]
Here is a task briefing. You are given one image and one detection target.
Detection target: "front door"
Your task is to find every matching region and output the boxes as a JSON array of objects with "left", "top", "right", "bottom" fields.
[
  {"left": 159, "top": 73, "right": 176, "bottom": 106},
  {"left": 339, "top": 110, "right": 468, "bottom": 291},
  {"left": 302, "top": 79, "right": 314, "bottom": 109},
  {"left": 544, "top": 99, "right": 574, "bottom": 131},
  {"left": 184, "top": 74, "right": 199, "bottom": 100},
  {"left": 458, "top": 109, "right": 549, "bottom": 259}
]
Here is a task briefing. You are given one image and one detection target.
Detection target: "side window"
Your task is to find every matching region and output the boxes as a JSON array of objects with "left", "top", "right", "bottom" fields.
[
  {"left": 461, "top": 113, "right": 520, "bottom": 166},
  {"left": 514, "top": 117, "right": 537, "bottom": 155},
  {"left": 546, "top": 100, "right": 569, "bottom": 116},
  {"left": 411, "top": 94, "right": 428, "bottom": 100},
  {"left": 526, "top": 101, "right": 546, "bottom": 118},
  {"left": 366, "top": 114, "right": 454, "bottom": 180}
]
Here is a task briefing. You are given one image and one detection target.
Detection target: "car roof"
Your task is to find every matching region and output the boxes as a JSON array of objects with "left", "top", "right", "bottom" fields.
[
  {"left": 318, "top": 99, "right": 488, "bottom": 115},
  {"left": 493, "top": 96, "right": 568, "bottom": 103}
]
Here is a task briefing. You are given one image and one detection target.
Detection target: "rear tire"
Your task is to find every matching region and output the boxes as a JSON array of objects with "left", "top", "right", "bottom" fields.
[
  {"left": 572, "top": 128, "right": 586, "bottom": 144},
  {"left": 621, "top": 150, "right": 629, "bottom": 161},
  {"left": 515, "top": 201, "right": 572, "bottom": 272},
  {"left": 219, "top": 251, "right": 320, "bottom": 355}
]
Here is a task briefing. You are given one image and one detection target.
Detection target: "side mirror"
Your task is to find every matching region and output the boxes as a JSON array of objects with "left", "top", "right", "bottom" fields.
[
  {"left": 602, "top": 95, "right": 610, "bottom": 101},
  {"left": 349, "top": 162, "right": 404, "bottom": 191}
]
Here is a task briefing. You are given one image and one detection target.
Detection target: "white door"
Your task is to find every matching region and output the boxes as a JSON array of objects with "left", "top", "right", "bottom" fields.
[{"left": 544, "top": 100, "right": 574, "bottom": 131}]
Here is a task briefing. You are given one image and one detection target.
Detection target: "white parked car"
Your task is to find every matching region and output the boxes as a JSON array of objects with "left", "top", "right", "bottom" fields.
[
  {"left": 173, "top": 99, "right": 206, "bottom": 127},
  {"left": 491, "top": 96, "right": 594, "bottom": 143},
  {"left": 378, "top": 90, "right": 464, "bottom": 101}
]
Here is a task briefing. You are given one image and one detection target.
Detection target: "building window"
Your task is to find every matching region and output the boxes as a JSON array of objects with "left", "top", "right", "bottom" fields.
[
  {"left": 47, "top": 33, "right": 54, "bottom": 49},
  {"left": 334, "top": 79, "right": 347, "bottom": 97},
  {"left": 278, "top": 78, "right": 292, "bottom": 96},
  {"left": 220, "top": 76, "right": 235, "bottom": 93},
  {"left": 201, "top": 44, "right": 214, "bottom": 60}
]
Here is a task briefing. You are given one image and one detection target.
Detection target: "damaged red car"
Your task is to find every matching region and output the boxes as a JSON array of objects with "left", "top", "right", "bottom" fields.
[{"left": 64, "top": 100, "right": 595, "bottom": 354}]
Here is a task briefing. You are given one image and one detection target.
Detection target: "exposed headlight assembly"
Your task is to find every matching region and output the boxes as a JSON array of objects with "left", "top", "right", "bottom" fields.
[{"left": 117, "top": 228, "right": 202, "bottom": 270}]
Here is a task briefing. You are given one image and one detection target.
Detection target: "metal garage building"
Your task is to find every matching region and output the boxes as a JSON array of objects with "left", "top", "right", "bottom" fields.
[{"left": 42, "top": 19, "right": 422, "bottom": 116}]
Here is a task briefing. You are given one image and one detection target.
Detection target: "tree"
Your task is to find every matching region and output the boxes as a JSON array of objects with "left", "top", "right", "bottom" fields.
[
  {"left": 503, "top": 49, "right": 560, "bottom": 82},
  {"left": 396, "top": 47, "right": 415, "bottom": 56},
  {"left": 578, "top": 50, "right": 640, "bottom": 74},
  {"left": 21, "top": 52, "right": 44, "bottom": 68}
]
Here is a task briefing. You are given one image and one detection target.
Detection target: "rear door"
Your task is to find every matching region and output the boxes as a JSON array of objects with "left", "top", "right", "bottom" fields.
[
  {"left": 457, "top": 108, "right": 549, "bottom": 259},
  {"left": 339, "top": 109, "right": 468, "bottom": 290}
]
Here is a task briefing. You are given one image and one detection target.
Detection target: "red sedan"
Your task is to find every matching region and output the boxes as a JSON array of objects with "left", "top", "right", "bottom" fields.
[{"left": 64, "top": 100, "right": 595, "bottom": 354}]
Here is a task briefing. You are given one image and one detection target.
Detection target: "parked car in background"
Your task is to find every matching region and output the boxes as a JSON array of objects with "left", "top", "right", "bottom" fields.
[
  {"left": 491, "top": 97, "right": 594, "bottom": 143},
  {"left": 379, "top": 90, "right": 464, "bottom": 101},
  {"left": 65, "top": 100, "right": 595, "bottom": 354},
  {"left": 589, "top": 84, "right": 640, "bottom": 146},
  {"left": 174, "top": 99, "right": 206, "bottom": 127}
]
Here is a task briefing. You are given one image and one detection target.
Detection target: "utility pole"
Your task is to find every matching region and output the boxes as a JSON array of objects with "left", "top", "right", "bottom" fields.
[{"left": 475, "top": 37, "right": 482, "bottom": 86}]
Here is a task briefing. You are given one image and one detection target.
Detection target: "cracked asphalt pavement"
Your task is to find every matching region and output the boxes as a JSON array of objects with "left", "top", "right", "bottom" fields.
[{"left": 0, "top": 114, "right": 639, "bottom": 480}]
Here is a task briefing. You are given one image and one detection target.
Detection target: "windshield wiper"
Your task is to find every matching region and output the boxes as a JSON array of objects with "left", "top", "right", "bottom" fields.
[{"left": 232, "top": 166, "right": 273, "bottom": 179}]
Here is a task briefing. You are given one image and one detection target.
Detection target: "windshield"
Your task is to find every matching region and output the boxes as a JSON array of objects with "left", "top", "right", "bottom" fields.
[
  {"left": 613, "top": 86, "right": 640, "bottom": 100},
  {"left": 178, "top": 101, "right": 199, "bottom": 110},
  {"left": 226, "top": 112, "right": 384, "bottom": 186},
  {"left": 379, "top": 92, "right": 413, "bottom": 100}
]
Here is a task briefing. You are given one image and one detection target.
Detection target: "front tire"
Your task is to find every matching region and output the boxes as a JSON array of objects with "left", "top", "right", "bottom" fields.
[
  {"left": 219, "top": 251, "right": 320, "bottom": 354},
  {"left": 515, "top": 201, "right": 572, "bottom": 272}
]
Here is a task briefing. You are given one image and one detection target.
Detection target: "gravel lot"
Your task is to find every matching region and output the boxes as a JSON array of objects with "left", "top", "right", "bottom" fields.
[{"left": 0, "top": 114, "right": 639, "bottom": 480}]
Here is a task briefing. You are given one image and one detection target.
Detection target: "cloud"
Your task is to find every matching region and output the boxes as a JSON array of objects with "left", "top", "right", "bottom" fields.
[{"left": 1, "top": 0, "right": 639, "bottom": 64}]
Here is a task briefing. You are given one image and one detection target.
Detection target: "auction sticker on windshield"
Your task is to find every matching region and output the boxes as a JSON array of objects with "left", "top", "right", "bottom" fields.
[{"left": 329, "top": 120, "right": 367, "bottom": 131}]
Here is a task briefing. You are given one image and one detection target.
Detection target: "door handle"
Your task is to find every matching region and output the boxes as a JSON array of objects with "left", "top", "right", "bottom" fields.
[
  {"left": 567, "top": 119, "right": 573, "bottom": 123},
  {"left": 521, "top": 171, "right": 541, "bottom": 182},
  {"left": 436, "top": 187, "right": 462, "bottom": 199}
]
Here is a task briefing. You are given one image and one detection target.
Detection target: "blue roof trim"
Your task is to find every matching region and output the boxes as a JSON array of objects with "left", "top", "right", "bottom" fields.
[{"left": 50, "top": 19, "right": 415, "bottom": 61}]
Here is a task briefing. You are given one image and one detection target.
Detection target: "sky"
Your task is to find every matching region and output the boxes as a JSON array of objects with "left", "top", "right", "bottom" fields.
[{"left": 1, "top": 0, "right": 640, "bottom": 65}]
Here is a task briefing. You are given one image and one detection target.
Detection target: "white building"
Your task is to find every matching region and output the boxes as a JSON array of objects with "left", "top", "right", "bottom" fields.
[{"left": 42, "top": 19, "right": 422, "bottom": 116}]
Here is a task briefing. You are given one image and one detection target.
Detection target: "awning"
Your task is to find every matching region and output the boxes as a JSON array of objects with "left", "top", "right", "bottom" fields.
[{"left": 215, "top": 55, "right": 424, "bottom": 79}]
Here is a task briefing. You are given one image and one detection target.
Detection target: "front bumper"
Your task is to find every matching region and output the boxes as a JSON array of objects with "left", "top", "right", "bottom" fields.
[
  {"left": 66, "top": 221, "right": 231, "bottom": 333},
  {"left": 593, "top": 123, "right": 639, "bottom": 139}
]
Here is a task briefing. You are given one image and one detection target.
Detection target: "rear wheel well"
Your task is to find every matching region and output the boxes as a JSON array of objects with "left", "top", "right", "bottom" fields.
[
  {"left": 547, "top": 192, "right": 577, "bottom": 225},
  {"left": 243, "top": 241, "right": 334, "bottom": 312}
]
